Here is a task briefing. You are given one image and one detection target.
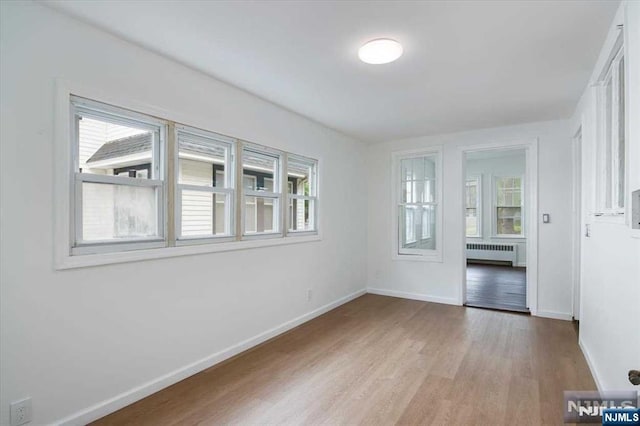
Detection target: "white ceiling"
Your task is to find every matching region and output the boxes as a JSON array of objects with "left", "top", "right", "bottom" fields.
[{"left": 46, "top": 0, "right": 619, "bottom": 143}]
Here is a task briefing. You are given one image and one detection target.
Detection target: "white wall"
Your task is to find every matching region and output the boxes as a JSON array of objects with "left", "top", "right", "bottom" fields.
[
  {"left": 570, "top": 1, "right": 640, "bottom": 392},
  {"left": 0, "top": 2, "right": 367, "bottom": 424},
  {"left": 465, "top": 151, "right": 527, "bottom": 266},
  {"left": 367, "top": 120, "right": 573, "bottom": 316}
]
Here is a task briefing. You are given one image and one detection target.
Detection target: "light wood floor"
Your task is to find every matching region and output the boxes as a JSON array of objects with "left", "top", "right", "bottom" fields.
[{"left": 93, "top": 294, "right": 595, "bottom": 425}]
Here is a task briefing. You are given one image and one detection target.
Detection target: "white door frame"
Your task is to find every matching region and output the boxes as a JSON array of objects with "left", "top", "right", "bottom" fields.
[
  {"left": 458, "top": 138, "right": 539, "bottom": 315},
  {"left": 571, "top": 127, "right": 582, "bottom": 320}
]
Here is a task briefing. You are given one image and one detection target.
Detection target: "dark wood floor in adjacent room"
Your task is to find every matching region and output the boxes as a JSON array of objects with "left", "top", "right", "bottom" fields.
[
  {"left": 466, "top": 263, "right": 528, "bottom": 312},
  {"left": 93, "top": 294, "right": 594, "bottom": 426}
]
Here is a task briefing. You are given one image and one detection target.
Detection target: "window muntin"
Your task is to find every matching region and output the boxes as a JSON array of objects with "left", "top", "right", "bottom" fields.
[
  {"left": 243, "top": 147, "right": 281, "bottom": 236},
  {"left": 398, "top": 154, "right": 438, "bottom": 254},
  {"left": 494, "top": 176, "right": 523, "bottom": 236},
  {"left": 287, "top": 156, "right": 318, "bottom": 233},
  {"left": 465, "top": 178, "right": 481, "bottom": 237},
  {"left": 597, "top": 43, "right": 626, "bottom": 214},
  {"left": 71, "top": 96, "right": 166, "bottom": 251},
  {"left": 176, "top": 127, "right": 234, "bottom": 240}
]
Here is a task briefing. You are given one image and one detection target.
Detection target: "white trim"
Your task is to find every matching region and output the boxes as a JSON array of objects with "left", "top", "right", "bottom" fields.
[
  {"left": 72, "top": 240, "right": 166, "bottom": 256},
  {"left": 594, "top": 31, "right": 627, "bottom": 217},
  {"left": 579, "top": 340, "right": 604, "bottom": 392},
  {"left": 593, "top": 213, "right": 626, "bottom": 225},
  {"left": 535, "top": 310, "right": 573, "bottom": 321},
  {"left": 571, "top": 126, "right": 582, "bottom": 320},
  {"left": 177, "top": 183, "right": 233, "bottom": 194},
  {"left": 54, "top": 288, "right": 366, "bottom": 426},
  {"left": 367, "top": 288, "right": 459, "bottom": 306},
  {"left": 76, "top": 173, "right": 162, "bottom": 187},
  {"left": 57, "top": 233, "right": 322, "bottom": 270},
  {"left": 458, "top": 139, "right": 538, "bottom": 315},
  {"left": 175, "top": 235, "right": 235, "bottom": 246},
  {"left": 391, "top": 146, "right": 443, "bottom": 262},
  {"left": 465, "top": 175, "right": 482, "bottom": 238}
]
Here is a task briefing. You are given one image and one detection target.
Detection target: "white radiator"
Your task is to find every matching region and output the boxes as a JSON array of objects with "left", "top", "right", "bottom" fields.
[{"left": 466, "top": 243, "right": 517, "bottom": 266}]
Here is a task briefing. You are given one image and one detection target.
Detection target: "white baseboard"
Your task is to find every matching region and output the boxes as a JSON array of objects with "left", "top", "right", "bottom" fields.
[
  {"left": 367, "top": 288, "right": 459, "bottom": 306},
  {"left": 535, "top": 310, "right": 573, "bottom": 321},
  {"left": 55, "top": 288, "right": 367, "bottom": 426},
  {"left": 579, "top": 339, "right": 603, "bottom": 392}
]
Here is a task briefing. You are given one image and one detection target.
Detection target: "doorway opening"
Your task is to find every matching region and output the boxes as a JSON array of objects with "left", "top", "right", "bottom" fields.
[{"left": 463, "top": 148, "right": 529, "bottom": 313}]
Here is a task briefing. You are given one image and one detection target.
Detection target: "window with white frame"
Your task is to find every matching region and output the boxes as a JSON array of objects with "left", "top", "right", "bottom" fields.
[
  {"left": 71, "top": 96, "right": 166, "bottom": 254},
  {"left": 397, "top": 152, "right": 440, "bottom": 256},
  {"left": 494, "top": 176, "right": 523, "bottom": 236},
  {"left": 465, "top": 177, "right": 481, "bottom": 237},
  {"left": 242, "top": 146, "right": 281, "bottom": 236},
  {"left": 287, "top": 156, "right": 318, "bottom": 233},
  {"left": 597, "top": 37, "right": 626, "bottom": 214},
  {"left": 65, "top": 95, "right": 319, "bottom": 262},
  {"left": 176, "top": 126, "right": 235, "bottom": 240}
]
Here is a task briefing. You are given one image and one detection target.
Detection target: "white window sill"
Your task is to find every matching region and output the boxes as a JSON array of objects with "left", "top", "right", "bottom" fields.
[
  {"left": 593, "top": 213, "right": 625, "bottom": 225},
  {"left": 56, "top": 234, "right": 320, "bottom": 270},
  {"left": 491, "top": 235, "right": 526, "bottom": 240},
  {"left": 392, "top": 252, "right": 443, "bottom": 263}
]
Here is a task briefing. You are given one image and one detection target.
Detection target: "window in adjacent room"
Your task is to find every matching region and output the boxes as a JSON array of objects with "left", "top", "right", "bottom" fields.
[
  {"left": 494, "top": 176, "right": 523, "bottom": 237},
  {"left": 465, "top": 177, "right": 481, "bottom": 237},
  {"left": 396, "top": 150, "right": 441, "bottom": 259}
]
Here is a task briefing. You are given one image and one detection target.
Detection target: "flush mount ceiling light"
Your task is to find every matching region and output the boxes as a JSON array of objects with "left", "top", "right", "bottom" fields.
[{"left": 358, "top": 38, "right": 403, "bottom": 64}]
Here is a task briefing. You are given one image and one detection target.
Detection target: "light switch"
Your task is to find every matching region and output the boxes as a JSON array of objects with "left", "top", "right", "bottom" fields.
[{"left": 542, "top": 213, "right": 550, "bottom": 223}]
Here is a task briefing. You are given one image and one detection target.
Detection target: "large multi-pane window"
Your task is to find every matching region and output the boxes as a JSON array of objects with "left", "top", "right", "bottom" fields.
[
  {"left": 494, "top": 176, "right": 523, "bottom": 236},
  {"left": 397, "top": 153, "right": 439, "bottom": 255},
  {"left": 68, "top": 96, "right": 318, "bottom": 258},
  {"left": 465, "top": 177, "right": 481, "bottom": 237},
  {"left": 597, "top": 39, "right": 626, "bottom": 214},
  {"left": 72, "top": 96, "right": 166, "bottom": 254}
]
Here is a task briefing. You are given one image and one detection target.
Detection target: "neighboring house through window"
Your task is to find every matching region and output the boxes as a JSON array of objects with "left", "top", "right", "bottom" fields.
[
  {"left": 65, "top": 95, "right": 319, "bottom": 263},
  {"left": 73, "top": 96, "right": 166, "bottom": 253}
]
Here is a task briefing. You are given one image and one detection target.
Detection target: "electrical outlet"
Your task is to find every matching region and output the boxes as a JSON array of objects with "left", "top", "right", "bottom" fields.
[
  {"left": 10, "top": 397, "right": 32, "bottom": 426},
  {"left": 307, "top": 288, "right": 312, "bottom": 302}
]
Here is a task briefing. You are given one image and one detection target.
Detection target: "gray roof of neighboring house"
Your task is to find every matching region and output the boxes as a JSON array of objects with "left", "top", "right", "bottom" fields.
[
  {"left": 86, "top": 133, "right": 153, "bottom": 164},
  {"left": 86, "top": 133, "right": 311, "bottom": 176},
  {"left": 86, "top": 133, "right": 226, "bottom": 165}
]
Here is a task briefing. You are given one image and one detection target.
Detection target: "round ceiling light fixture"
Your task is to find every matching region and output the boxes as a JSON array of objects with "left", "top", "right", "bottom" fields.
[{"left": 358, "top": 38, "right": 403, "bottom": 64}]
